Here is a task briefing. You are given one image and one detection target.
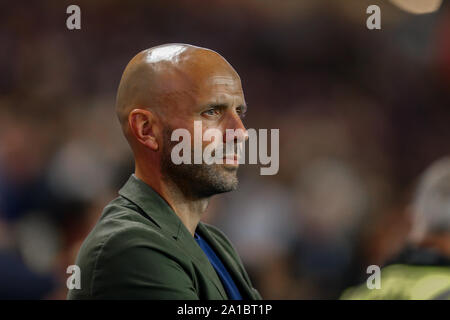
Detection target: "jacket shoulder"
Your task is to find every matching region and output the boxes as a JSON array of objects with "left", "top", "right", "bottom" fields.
[
  {"left": 68, "top": 196, "right": 188, "bottom": 299},
  {"left": 78, "top": 196, "right": 165, "bottom": 256}
]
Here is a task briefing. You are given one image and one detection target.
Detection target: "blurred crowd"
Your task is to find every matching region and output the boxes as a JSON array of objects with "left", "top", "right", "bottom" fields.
[{"left": 0, "top": 0, "right": 449, "bottom": 299}]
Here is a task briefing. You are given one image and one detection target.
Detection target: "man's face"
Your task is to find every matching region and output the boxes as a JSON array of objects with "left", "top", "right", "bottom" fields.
[{"left": 160, "top": 67, "right": 248, "bottom": 198}]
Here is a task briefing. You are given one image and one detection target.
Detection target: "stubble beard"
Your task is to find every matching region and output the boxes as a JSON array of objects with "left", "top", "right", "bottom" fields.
[{"left": 160, "top": 127, "right": 239, "bottom": 199}]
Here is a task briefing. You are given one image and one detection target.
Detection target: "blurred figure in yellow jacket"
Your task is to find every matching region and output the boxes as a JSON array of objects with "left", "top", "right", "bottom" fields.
[{"left": 342, "top": 157, "right": 450, "bottom": 300}]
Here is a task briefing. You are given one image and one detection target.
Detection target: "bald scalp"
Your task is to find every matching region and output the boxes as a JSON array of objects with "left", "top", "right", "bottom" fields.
[{"left": 115, "top": 44, "right": 238, "bottom": 137}]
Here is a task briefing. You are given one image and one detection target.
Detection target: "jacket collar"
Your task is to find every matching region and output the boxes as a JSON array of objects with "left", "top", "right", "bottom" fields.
[
  {"left": 118, "top": 174, "right": 183, "bottom": 239},
  {"left": 385, "top": 245, "right": 450, "bottom": 267},
  {"left": 118, "top": 174, "right": 228, "bottom": 299}
]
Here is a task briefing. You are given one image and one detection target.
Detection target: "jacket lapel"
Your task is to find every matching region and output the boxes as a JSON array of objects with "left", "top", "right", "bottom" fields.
[
  {"left": 197, "top": 222, "right": 258, "bottom": 300},
  {"left": 173, "top": 222, "right": 228, "bottom": 299}
]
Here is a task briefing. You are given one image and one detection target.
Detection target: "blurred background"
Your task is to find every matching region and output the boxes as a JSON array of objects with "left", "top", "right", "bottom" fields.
[{"left": 0, "top": 0, "right": 449, "bottom": 299}]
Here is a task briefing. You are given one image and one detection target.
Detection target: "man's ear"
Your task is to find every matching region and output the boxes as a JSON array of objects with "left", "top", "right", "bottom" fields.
[{"left": 128, "top": 108, "right": 159, "bottom": 151}]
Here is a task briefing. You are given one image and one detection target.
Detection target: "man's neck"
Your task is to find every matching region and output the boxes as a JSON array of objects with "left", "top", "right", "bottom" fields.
[{"left": 135, "top": 167, "right": 209, "bottom": 237}]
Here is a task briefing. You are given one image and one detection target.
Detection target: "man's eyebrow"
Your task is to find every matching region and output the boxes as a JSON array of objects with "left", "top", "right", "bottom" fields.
[
  {"left": 203, "top": 102, "right": 229, "bottom": 109},
  {"left": 201, "top": 102, "right": 248, "bottom": 112},
  {"left": 198, "top": 103, "right": 227, "bottom": 113}
]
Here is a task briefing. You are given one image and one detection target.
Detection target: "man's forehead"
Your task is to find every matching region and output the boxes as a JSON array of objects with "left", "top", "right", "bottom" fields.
[
  {"left": 154, "top": 71, "right": 244, "bottom": 107},
  {"left": 208, "top": 76, "right": 239, "bottom": 86},
  {"left": 199, "top": 73, "right": 242, "bottom": 90},
  {"left": 198, "top": 74, "right": 244, "bottom": 100}
]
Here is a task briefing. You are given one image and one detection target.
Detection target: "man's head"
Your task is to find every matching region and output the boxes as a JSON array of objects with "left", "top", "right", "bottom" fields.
[{"left": 116, "top": 44, "right": 248, "bottom": 199}]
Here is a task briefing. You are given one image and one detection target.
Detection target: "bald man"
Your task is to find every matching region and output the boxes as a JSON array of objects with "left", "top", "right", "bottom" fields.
[{"left": 67, "top": 44, "right": 262, "bottom": 300}]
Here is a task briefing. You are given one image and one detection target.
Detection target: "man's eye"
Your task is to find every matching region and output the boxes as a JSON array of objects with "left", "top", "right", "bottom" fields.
[
  {"left": 237, "top": 108, "right": 247, "bottom": 118},
  {"left": 203, "top": 109, "right": 220, "bottom": 117}
]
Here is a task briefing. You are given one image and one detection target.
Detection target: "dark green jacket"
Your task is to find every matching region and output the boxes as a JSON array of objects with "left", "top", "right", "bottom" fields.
[{"left": 67, "top": 175, "right": 262, "bottom": 300}]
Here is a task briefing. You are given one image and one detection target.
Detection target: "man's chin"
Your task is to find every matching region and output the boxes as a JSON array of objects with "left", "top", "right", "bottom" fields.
[{"left": 207, "top": 164, "right": 239, "bottom": 192}]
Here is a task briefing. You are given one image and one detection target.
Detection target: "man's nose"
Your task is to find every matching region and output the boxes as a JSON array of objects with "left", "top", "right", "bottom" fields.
[{"left": 224, "top": 111, "right": 248, "bottom": 143}]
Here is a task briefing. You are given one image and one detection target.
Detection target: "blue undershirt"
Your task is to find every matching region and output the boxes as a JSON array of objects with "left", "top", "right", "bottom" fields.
[{"left": 194, "top": 232, "right": 243, "bottom": 300}]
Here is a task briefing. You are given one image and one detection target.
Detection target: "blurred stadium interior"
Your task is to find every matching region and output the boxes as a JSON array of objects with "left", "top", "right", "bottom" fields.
[{"left": 0, "top": 0, "right": 449, "bottom": 299}]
